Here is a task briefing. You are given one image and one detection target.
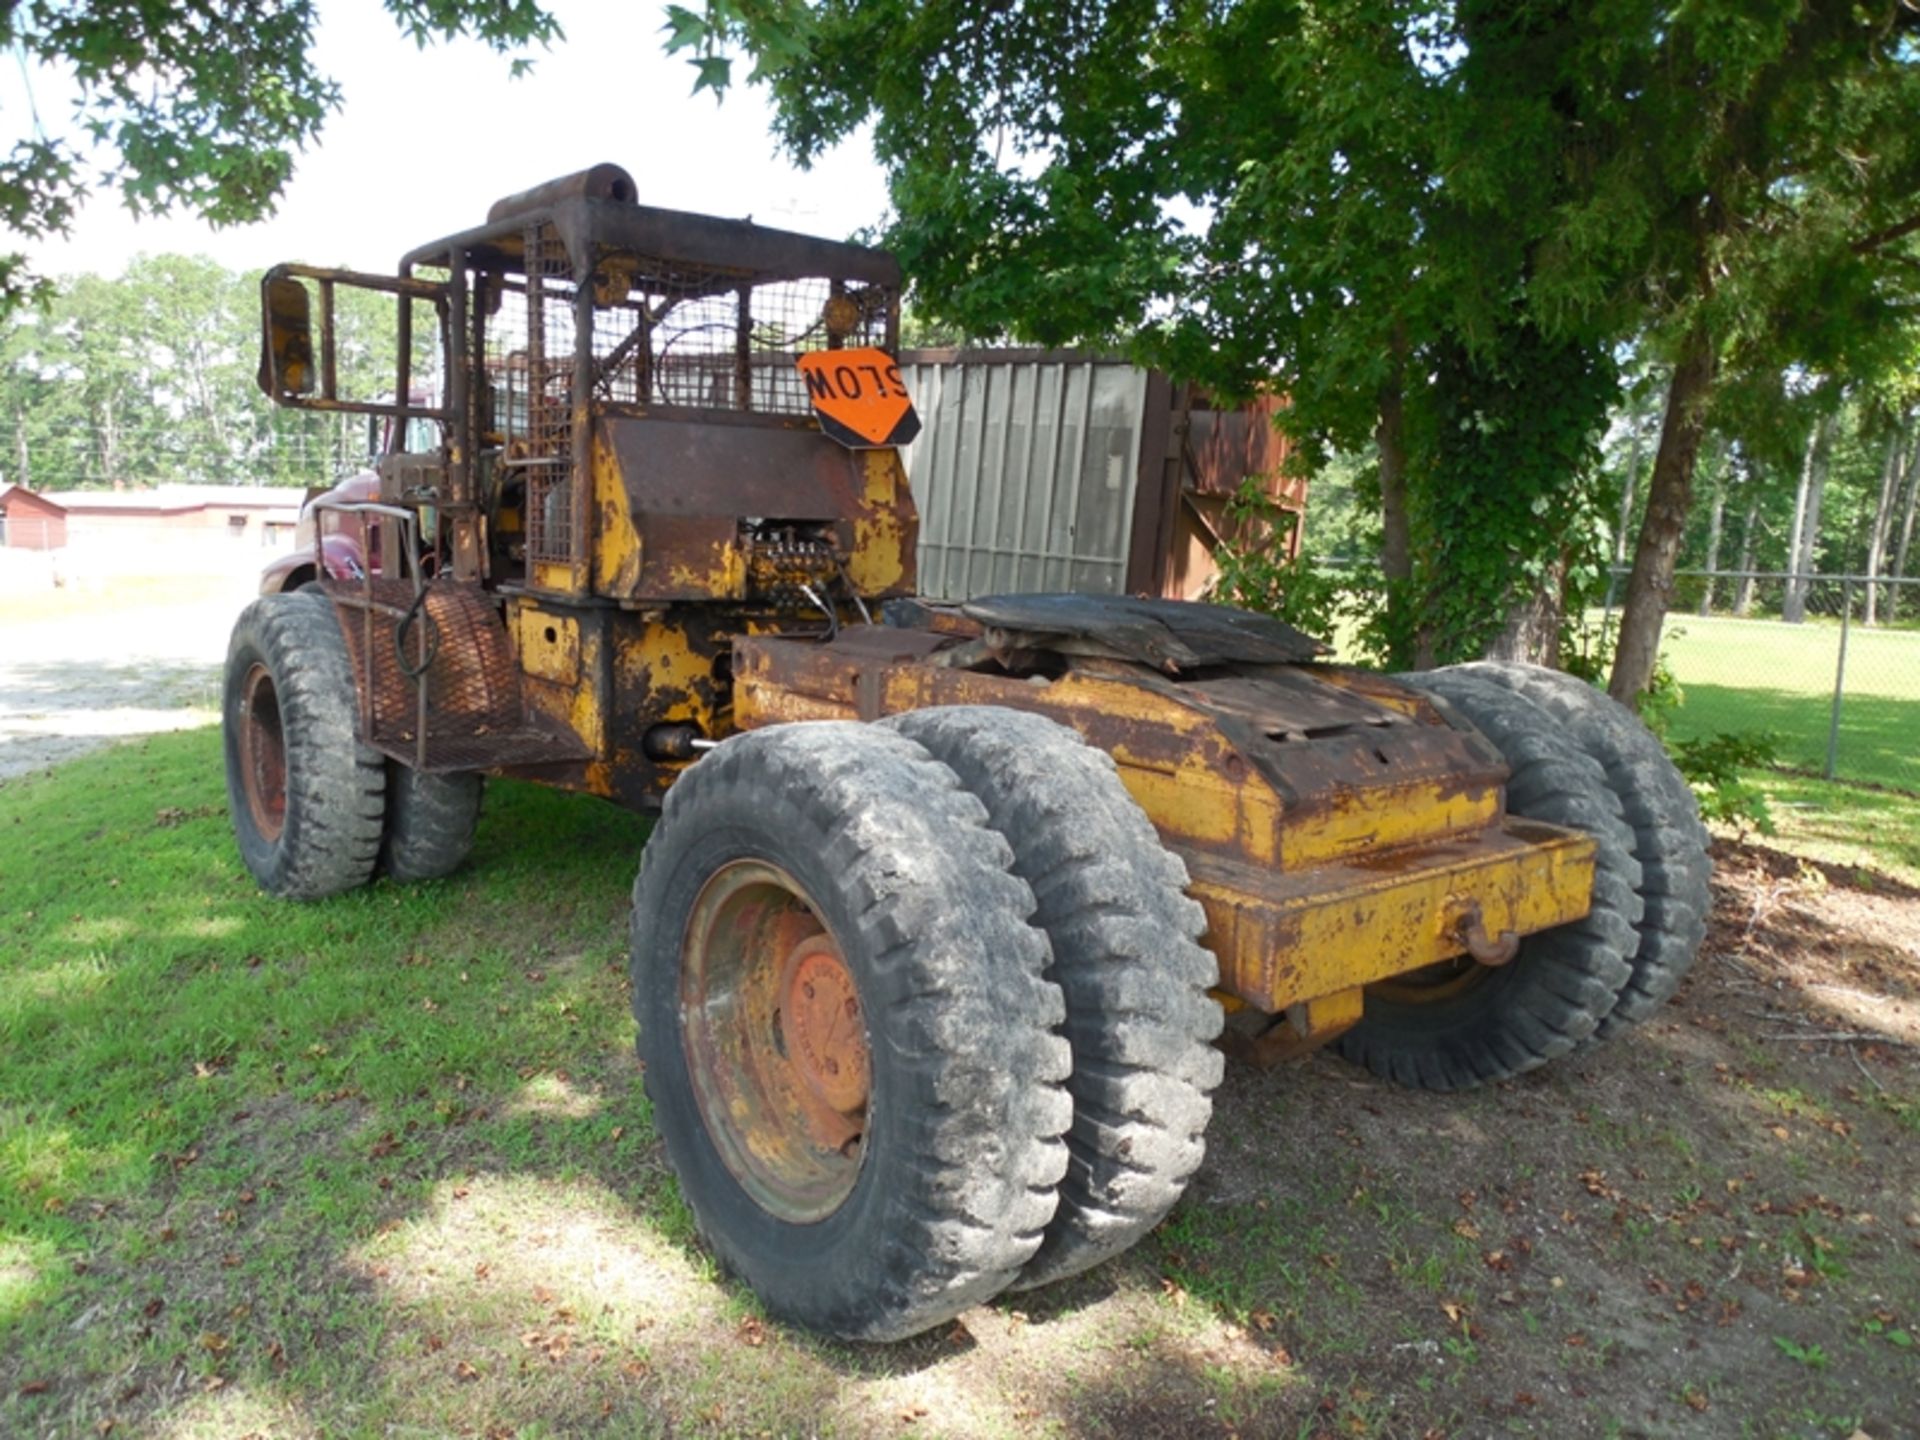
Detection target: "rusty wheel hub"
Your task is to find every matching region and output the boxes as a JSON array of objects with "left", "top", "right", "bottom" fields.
[
  {"left": 777, "top": 935, "right": 870, "bottom": 1149},
  {"left": 681, "top": 861, "right": 871, "bottom": 1222},
  {"left": 237, "top": 662, "right": 288, "bottom": 843}
]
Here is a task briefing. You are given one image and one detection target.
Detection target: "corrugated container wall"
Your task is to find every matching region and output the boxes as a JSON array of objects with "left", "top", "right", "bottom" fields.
[{"left": 896, "top": 349, "right": 1305, "bottom": 602}]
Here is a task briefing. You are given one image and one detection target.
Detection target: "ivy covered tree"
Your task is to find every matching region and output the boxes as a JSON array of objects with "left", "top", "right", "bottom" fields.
[
  {"left": 671, "top": 1, "right": 1920, "bottom": 692},
  {"left": 0, "top": 0, "right": 561, "bottom": 312}
]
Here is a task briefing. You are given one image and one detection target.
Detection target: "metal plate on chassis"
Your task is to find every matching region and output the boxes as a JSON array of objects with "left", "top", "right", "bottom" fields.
[{"left": 959, "top": 593, "right": 1329, "bottom": 671}]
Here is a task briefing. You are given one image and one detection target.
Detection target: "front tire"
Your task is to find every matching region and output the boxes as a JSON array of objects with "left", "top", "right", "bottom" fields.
[
  {"left": 222, "top": 592, "right": 386, "bottom": 900},
  {"left": 630, "top": 722, "right": 1073, "bottom": 1341}
]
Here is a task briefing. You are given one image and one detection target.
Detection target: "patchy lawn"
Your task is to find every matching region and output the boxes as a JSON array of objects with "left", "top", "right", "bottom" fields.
[{"left": 2, "top": 728, "right": 1917, "bottom": 1439}]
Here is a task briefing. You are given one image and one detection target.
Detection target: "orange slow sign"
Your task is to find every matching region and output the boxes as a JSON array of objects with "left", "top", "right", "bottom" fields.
[{"left": 795, "top": 348, "right": 922, "bottom": 449}]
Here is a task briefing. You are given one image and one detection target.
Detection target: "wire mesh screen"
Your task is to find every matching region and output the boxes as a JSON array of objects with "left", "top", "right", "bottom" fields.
[
  {"left": 521, "top": 225, "right": 576, "bottom": 565},
  {"left": 587, "top": 267, "right": 892, "bottom": 415},
  {"left": 477, "top": 226, "right": 578, "bottom": 567}
]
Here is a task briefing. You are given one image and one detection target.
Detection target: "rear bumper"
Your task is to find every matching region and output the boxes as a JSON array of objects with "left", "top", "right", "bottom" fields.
[{"left": 1187, "top": 817, "right": 1597, "bottom": 1011}]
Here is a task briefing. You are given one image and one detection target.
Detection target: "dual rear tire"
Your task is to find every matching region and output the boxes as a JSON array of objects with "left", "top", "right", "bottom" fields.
[
  {"left": 630, "top": 711, "right": 1223, "bottom": 1341},
  {"left": 1337, "top": 663, "right": 1710, "bottom": 1090}
]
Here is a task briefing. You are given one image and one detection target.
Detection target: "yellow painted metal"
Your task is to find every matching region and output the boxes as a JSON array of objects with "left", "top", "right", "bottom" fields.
[
  {"left": 591, "top": 431, "right": 644, "bottom": 596},
  {"left": 513, "top": 606, "right": 581, "bottom": 685},
  {"left": 508, "top": 597, "right": 606, "bottom": 773},
  {"left": 845, "top": 449, "right": 911, "bottom": 595},
  {"left": 1282, "top": 778, "right": 1500, "bottom": 867},
  {"left": 531, "top": 559, "right": 586, "bottom": 594},
  {"left": 1290, "top": 987, "right": 1365, "bottom": 1040},
  {"left": 729, "top": 632, "right": 1594, "bottom": 1019},
  {"left": 1183, "top": 818, "right": 1596, "bottom": 1012}
]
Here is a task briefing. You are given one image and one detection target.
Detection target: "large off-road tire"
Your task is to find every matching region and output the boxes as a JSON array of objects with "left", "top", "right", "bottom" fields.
[
  {"left": 1335, "top": 671, "right": 1643, "bottom": 1090},
  {"left": 630, "top": 721, "right": 1073, "bottom": 1342},
  {"left": 1449, "top": 662, "right": 1711, "bottom": 1034},
  {"left": 884, "top": 706, "right": 1225, "bottom": 1291},
  {"left": 379, "top": 766, "right": 484, "bottom": 883},
  {"left": 223, "top": 591, "right": 386, "bottom": 900}
]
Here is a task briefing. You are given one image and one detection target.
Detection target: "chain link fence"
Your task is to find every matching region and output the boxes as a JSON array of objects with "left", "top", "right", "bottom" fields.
[{"left": 1601, "top": 568, "right": 1920, "bottom": 795}]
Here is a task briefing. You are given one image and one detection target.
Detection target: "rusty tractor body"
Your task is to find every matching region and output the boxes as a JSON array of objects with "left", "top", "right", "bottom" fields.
[{"left": 229, "top": 165, "right": 1707, "bottom": 1342}]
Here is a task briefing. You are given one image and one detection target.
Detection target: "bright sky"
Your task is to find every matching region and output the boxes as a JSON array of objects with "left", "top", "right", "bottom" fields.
[{"left": 5, "top": 0, "right": 891, "bottom": 280}]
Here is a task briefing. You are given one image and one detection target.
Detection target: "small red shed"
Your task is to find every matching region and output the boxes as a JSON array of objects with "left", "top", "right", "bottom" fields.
[{"left": 0, "top": 485, "right": 68, "bottom": 550}]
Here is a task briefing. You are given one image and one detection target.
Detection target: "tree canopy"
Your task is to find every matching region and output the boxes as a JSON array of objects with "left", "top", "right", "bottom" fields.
[
  {"left": 0, "top": 254, "right": 407, "bottom": 490},
  {"left": 0, "top": 0, "right": 560, "bottom": 310},
  {"left": 674, "top": 0, "right": 1920, "bottom": 692}
]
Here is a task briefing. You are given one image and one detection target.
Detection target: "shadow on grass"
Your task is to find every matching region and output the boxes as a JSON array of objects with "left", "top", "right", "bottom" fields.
[{"left": 1666, "top": 681, "right": 1920, "bottom": 794}]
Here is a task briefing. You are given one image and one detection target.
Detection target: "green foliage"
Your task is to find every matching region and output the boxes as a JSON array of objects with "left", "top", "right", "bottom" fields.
[
  {"left": 1207, "top": 479, "right": 1390, "bottom": 666},
  {"left": 681, "top": 1, "right": 1920, "bottom": 699},
  {"left": 0, "top": 0, "right": 562, "bottom": 314},
  {"left": 1669, "top": 731, "right": 1780, "bottom": 836},
  {"left": 1403, "top": 326, "right": 1619, "bottom": 666},
  {"left": 1771, "top": 1336, "right": 1830, "bottom": 1371},
  {"left": 0, "top": 256, "right": 408, "bottom": 489}
]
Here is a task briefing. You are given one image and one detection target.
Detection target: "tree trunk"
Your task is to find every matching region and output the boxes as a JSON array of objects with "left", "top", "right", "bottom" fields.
[
  {"left": 1891, "top": 430, "right": 1920, "bottom": 621},
  {"left": 1732, "top": 489, "right": 1761, "bottom": 617},
  {"left": 1376, "top": 385, "right": 1411, "bottom": 589},
  {"left": 11, "top": 406, "right": 27, "bottom": 491},
  {"left": 1485, "top": 556, "right": 1565, "bottom": 664},
  {"left": 1790, "top": 423, "right": 1830, "bottom": 621},
  {"left": 1697, "top": 467, "right": 1725, "bottom": 616},
  {"left": 1615, "top": 390, "right": 1648, "bottom": 567},
  {"left": 1374, "top": 333, "right": 1416, "bottom": 668},
  {"left": 1864, "top": 421, "right": 1906, "bottom": 625},
  {"left": 1782, "top": 419, "right": 1820, "bottom": 623},
  {"left": 1608, "top": 322, "right": 1715, "bottom": 705}
]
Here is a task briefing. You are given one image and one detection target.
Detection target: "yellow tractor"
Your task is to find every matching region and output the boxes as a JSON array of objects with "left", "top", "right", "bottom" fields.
[{"left": 227, "top": 165, "right": 1711, "bottom": 1342}]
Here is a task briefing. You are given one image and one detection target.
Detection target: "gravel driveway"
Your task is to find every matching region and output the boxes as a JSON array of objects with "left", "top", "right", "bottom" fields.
[{"left": 0, "top": 578, "right": 257, "bottom": 781}]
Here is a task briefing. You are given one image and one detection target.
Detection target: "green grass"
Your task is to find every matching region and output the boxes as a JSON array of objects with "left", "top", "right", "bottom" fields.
[
  {"left": 1654, "top": 612, "right": 1920, "bottom": 793},
  {"left": 1739, "top": 770, "right": 1920, "bottom": 885},
  {"left": 5, "top": 723, "right": 1919, "bottom": 1439}
]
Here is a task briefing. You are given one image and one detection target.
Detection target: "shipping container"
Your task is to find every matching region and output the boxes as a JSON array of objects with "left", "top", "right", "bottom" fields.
[{"left": 897, "top": 349, "right": 1306, "bottom": 602}]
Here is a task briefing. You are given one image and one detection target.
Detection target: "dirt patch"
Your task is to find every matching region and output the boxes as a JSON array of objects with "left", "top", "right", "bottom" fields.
[{"left": 0, "top": 577, "right": 251, "bottom": 780}]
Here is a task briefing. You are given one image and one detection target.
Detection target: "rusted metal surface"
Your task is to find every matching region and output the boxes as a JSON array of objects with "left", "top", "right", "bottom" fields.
[
  {"left": 256, "top": 171, "right": 1604, "bottom": 1045},
  {"left": 324, "top": 575, "right": 588, "bottom": 773},
  {"left": 264, "top": 170, "right": 915, "bottom": 786},
  {"left": 680, "top": 860, "right": 868, "bottom": 1221},
  {"left": 777, "top": 933, "right": 871, "bottom": 1152},
  {"left": 257, "top": 264, "right": 452, "bottom": 419},
  {"left": 959, "top": 592, "right": 1327, "bottom": 670},
  {"left": 1453, "top": 899, "right": 1521, "bottom": 966},
  {"left": 1182, "top": 820, "right": 1594, "bottom": 1011},
  {"left": 735, "top": 621, "right": 1508, "bottom": 869},
  {"left": 487, "top": 163, "right": 639, "bottom": 224},
  {"left": 591, "top": 415, "right": 916, "bottom": 603},
  {"left": 733, "top": 618, "right": 1596, "bottom": 1013},
  {"left": 403, "top": 190, "right": 902, "bottom": 296},
  {"left": 1220, "top": 989, "right": 1365, "bottom": 1069},
  {"left": 236, "top": 663, "right": 287, "bottom": 843}
]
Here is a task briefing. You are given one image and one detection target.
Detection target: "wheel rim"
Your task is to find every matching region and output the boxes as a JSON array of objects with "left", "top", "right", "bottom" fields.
[
  {"left": 237, "top": 662, "right": 288, "bottom": 843},
  {"left": 681, "top": 860, "right": 871, "bottom": 1222}
]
